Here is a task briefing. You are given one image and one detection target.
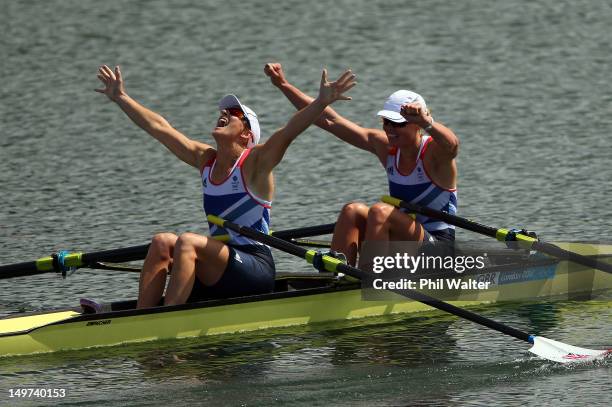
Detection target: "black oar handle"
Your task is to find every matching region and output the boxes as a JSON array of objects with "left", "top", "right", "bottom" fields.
[
  {"left": 0, "top": 222, "right": 337, "bottom": 279},
  {"left": 80, "top": 244, "right": 150, "bottom": 264},
  {"left": 385, "top": 196, "right": 498, "bottom": 237},
  {"left": 532, "top": 241, "right": 612, "bottom": 273},
  {"left": 0, "top": 261, "right": 41, "bottom": 278},
  {"left": 209, "top": 215, "right": 533, "bottom": 344},
  {"left": 373, "top": 277, "right": 532, "bottom": 343},
  {"left": 271, "top": 223, "right": 336, "bottom": 239},
  {"left": 0, "top": 244, "right": 151, "bottom": 278}
]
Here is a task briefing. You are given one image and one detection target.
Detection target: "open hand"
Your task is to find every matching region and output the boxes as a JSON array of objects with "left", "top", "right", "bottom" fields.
[
  {"left": 95, "top": 65, "right": 126, "bottom": 102},
  {"left": 264, "top": 63, "right": 287, "bottom": 87},
  {"left": 317, "top": 69, "right": 356, "bottom": 106}
]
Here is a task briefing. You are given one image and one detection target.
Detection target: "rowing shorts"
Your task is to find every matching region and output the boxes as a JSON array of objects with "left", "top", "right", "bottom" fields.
[
  {"left": 188, "top": 244, "right": 276, "bottom": 301},
  {"left": 420, "top": 228, "right": 455, "bottom": 259},
  {"left": 423, "top": 228, "right": 455, "bottom": 243}
]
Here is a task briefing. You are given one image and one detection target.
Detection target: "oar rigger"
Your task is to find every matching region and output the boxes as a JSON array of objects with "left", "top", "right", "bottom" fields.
[
  {"left": 51, "top": 250, "right": 79, "bottom": 278},
  {"left": 310, "top": 250, "right": 347, "bottom": 273}
]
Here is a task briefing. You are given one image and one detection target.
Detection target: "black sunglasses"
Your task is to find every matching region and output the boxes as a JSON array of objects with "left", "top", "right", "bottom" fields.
[{"left": 382, "top": 118, "right": 409, "bottom": 128}]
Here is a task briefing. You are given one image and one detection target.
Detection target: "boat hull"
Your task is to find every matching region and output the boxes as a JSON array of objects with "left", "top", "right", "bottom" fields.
[{"left": 1, "top": 254, "right": 611, "bottom": 357}]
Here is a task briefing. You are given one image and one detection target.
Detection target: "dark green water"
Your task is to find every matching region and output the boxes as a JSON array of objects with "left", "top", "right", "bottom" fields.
[{"left": 1, "top": 0, "right": 611, "bottom": 405}]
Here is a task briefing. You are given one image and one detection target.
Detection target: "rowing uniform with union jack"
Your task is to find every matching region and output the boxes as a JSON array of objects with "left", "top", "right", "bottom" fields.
[
  {"left": 201, "top": 149, "right": 271, "bottom": 246},
  {"left": 386, "top": 135, "right": 458, "bottom": 240}
]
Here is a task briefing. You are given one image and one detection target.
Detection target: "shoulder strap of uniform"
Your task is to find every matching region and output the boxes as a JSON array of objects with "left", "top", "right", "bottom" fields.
[
  {"left": 237, "top": 148, "right": 252, "bottom": 167},
  {"left": 419, "top": 136, "right": 433, "bottom": 160},
  {"left": 200, "top": 152, "right": 217, "bottom": 175}
]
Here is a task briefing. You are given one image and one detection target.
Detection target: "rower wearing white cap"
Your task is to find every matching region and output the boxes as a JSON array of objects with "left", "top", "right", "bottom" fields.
[
  {"left": 96, "top": 65, "right": 356, "bottom": 307},
  {"left": 265, "top": 63, "right": 458, "bottom": 267}
]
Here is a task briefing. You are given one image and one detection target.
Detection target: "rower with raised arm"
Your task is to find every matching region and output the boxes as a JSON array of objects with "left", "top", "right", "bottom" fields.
[
  {"left": 96, "top": 65, "right": 356, "bottom": 308},
  {"left": 265, "top": 63, "right": 458, "bottom": 266}
]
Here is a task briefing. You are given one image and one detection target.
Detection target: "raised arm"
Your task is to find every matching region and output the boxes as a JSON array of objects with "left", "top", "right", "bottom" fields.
[
  {"left": 95, "top": 65, "right": 213, "bottom": 170},
  {"left": 265, "top": 63, "right": 385, "bottom": 154},
  {"left": 400, "top": 103, "right": 459, "bottom": 159},
  {"left": 250, "top": 69, "right": 356, "bottom": 174}
]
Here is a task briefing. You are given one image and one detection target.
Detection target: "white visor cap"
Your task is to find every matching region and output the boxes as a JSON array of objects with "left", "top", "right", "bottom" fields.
[
  {"left": 377, "top": 90, "right": 427, "bottom": 123},
  {"left": 218, "top": 94, "right": 261, "bottom": 147}
]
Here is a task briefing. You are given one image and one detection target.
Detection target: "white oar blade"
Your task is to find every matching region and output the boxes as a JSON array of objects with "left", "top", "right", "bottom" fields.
[{"left": 529, "top": 336, "right": 612, "bottom": 364}]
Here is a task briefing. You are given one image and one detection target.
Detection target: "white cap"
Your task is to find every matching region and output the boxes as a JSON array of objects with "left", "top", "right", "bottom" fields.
[
  {"left": 377, "top": 90, "right": 427, "bottom": 123},
  {"left": 218, "top": 94, "right": 261, "bottom": 147}
]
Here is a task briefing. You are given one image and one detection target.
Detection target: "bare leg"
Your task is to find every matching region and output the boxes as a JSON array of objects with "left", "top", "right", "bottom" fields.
[
  {"left": 358, "top": 203, "right": 425, "bottom": 269},
  {"left": 331, "top": 202, "right": 369, "bottom": 266},
  {"left": 365, "top": 203, "right": 425, "bottom": 241},
  {"left": 137, "top": 233, "right": 178, "bottom": 309},
  {"left": 164, "top": 232, "right": 231, "bottom": 306}
]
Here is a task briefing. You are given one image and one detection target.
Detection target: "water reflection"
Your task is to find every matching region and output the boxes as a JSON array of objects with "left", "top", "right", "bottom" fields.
[{"left": 0, "top": 299, "right": 609, "bottom": 405}]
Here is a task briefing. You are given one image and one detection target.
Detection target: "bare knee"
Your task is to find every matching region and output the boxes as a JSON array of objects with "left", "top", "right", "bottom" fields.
[
  {"left": 339, "top": 202, "right": 369, "bottom": 223},
  {"left": 367, "top": 202, "right": 394, "bottom": 225},
  {"left": 175, "top": 233, "right": 205, "bottom": 258},
  {"left": 148, "top": 232, "right": 177, "bottom": 262}
]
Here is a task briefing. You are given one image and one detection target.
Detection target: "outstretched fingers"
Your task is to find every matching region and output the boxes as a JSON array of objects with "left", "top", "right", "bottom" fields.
[
  {"left": 337, "top": 83, "right": 356, "bottom": 100},
  {"left": 318, "top": 67, "right": 358, "bottom": 104},
  {"left": 336, "top": 69, "right": 355, "bottom": 86},
  {"left": 101, "top": 65, "right": 116, "bottom": 81},
  {"left": 320, "top": 68, "right": 329, "bottom": 87},
  {"left": 96, "top": 73, "right": 108, "bottom": 85},
  {"left": 94, "top": 73, "right": 108, "bottom": 93},
  {"left": 97, "top": 66, "right": 113, "bottom": 85},
  {"left": 332, "top": 69, "right": 357, "bottom": 100},
  {"left": 94, "top": 65, "right": 125, "bottom": 100}
]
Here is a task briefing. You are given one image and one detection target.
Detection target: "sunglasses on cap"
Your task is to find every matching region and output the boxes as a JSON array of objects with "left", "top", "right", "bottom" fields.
[
  {"left": 382, "top": 118, "right": 409, "bottom": 128},
  {"left": 226, "top": 107, "right": 251, "bottom": 129}
]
